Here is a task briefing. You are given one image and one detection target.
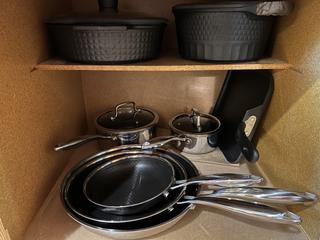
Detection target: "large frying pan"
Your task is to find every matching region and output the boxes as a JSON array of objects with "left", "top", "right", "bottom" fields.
[{"left": 61, "top": 140, "right": 305, "bottom": 239}]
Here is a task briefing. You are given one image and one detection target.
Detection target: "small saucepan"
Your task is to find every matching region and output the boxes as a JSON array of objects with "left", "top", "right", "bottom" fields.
[
  {"left": 55, "top": 102, "right": 159, "bottom": 151},
  {"left": 169, "top": 108, "right": 221, "bottom": 154}
]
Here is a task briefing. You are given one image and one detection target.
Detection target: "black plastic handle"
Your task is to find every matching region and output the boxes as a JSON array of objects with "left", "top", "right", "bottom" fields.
[
  {"left": 235, "top": 122, "right": 259, "bottom": 162},
  {"left": 207, "top": 127, "right": 222, "bottom": 148},
  {"left": 98, "top": 0, "right": 118, "bottom": 12}
]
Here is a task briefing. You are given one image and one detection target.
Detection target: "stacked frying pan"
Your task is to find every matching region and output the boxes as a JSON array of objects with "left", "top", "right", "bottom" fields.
[{"left": 60, "top": 137, "right": 317, "bottom": 239}]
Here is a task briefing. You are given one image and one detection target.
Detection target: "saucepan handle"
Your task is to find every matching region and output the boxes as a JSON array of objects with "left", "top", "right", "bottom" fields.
[
  {"left": 178, "top": 197, "right": 301, "bottom": 225},
  {"left": 171, "top": 174, "right": 263, "bottom": 190},
  {"left": 54, "top": 134, "right": 117, "bottom": 151},
  {"left": 141, "top": 135, "right": 191, "bottom": 150},
  {"left": 198, "top": 187, "right": 318, "bottom": 206}
]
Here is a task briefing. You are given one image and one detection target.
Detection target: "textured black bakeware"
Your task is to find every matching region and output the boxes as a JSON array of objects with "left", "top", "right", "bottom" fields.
[
  {"left": 46, "top": 0, "right": 167, "bottom": 64},
  {"left": 173, "top": 4, "right": 275, "bottom": 62},
  {"left": 47, "top": 24, "right": 166, "bottom": 64}
]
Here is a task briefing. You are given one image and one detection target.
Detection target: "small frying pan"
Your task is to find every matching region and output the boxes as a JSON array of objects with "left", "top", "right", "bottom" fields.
[{"left": 83, "top": 154, "right": 263, "bottom": 215}]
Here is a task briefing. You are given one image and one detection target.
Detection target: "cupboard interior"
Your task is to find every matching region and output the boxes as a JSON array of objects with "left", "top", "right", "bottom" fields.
[{"left": 0, "top": 0, "right": 319, "bottom": 240}]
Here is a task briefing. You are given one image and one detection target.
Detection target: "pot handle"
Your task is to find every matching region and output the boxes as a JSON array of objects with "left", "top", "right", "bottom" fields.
[
  {"left": 178, "top": 197, "right": 301, "bottom": 225},
  {"left": 171, "top": 174, "right": 263, "bottom": 190},
  {"left": 255, "top": 1, "right": 294, "bottom": 16},
  {"left": 110, "top": 101, "right": 141, "bottom": 121},
  {"left": 54, "top": 134, "right": 117, "bottom": 151},
  {"left": 209, "top": 1, "right": 294, "bottom": 16},
  {"left": 235, "top": 122, "right": 259, "bottom": 162},
  {"left": 98, "top": 0, "right": 118, "bottom": 12},
  {"left": 141, "top": 135, "right": 191, "bottom": 150},
  {"left": 198, "top": 188, "right": 318, "bottom": 206}
]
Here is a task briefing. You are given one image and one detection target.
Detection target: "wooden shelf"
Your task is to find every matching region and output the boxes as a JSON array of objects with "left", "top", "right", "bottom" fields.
[{"left": 35, "top": 52, "right": 291, "bottom": 72}]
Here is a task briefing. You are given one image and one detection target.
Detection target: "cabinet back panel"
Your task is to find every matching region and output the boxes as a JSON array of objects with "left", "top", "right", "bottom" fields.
[{"left": 82, "top": 71, "right": 226, "bottom": 130}]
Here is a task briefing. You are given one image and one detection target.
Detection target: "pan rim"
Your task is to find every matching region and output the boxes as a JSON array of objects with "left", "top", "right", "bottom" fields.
[{"left": 82, "top": 154, "right": 175, "bottom": 209}]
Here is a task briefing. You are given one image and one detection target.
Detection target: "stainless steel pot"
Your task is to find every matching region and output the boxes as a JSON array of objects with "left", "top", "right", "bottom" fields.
[
  {"left": 169, "top": 108, "right": 221, "bottom": 154},
  {"left": 55, "top": 102, "right": 159, "bottom": 151}
]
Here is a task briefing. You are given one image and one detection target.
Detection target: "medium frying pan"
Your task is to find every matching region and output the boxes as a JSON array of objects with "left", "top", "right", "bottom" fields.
[
  {"left": 83, "top": 154, "right": 263, "bottom": 215},
  {"left": 63, "top": 147, "right": 263, "bottom": 223}
]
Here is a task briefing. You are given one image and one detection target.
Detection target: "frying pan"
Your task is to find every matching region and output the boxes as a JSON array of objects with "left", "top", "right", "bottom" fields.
[
  {"left": 64, "top": 147, "right": 263, "bottom": 222},
  {"left": 83, "top": 154, "right": 263, "bottom": 215},
  {"left": 63, "top": 150, "right": 188, "bottom": 223},
  {"left": 61, "top": 146, "right": 303, "bottom": 240}
]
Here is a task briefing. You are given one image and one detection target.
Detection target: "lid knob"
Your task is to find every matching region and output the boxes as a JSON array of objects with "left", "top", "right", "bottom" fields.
[
  {"left": 190, "top": 108, "right": 202, "bottom": 132},
  {"left": 98, "top": 0, "right": 118, "bottom": 12}
]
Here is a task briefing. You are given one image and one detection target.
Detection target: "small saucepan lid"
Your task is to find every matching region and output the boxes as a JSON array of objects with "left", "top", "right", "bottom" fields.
[
  {"left": 95, "top": 102, "right": 159, "bottom": 134},
  {"left": 169, "top": 108, "right": 221, "bottom": 136}
]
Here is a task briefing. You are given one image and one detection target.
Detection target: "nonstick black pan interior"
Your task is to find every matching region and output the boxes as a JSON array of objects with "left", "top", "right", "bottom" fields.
[
  {"left": 84, "top": 155, "right": 175, "bottom": 211},
  {"left": 61, "top": 148, "right": 199, "bottom": 229}
]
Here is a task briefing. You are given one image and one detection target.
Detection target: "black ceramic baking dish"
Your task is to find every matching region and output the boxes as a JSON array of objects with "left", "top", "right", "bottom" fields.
[
  {"left": 173, "top": 1, "right": 293, "bottom": 62},
  {"left": 46, "top": 0, "right": 167, "bottom": 64}
]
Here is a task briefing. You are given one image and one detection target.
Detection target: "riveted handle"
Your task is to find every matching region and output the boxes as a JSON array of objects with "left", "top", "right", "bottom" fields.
[
  {"left": 54, "top": 134, "right": 117, "bottom": 151},
  {"left": 172, "top": 174, "right": 263, "bottom": 190},
  {"left": 178, "top": 197, "right": 301, "bottom": 225},
  {"left": 199, "top": 187, "right": 318, "bottom": 206}
]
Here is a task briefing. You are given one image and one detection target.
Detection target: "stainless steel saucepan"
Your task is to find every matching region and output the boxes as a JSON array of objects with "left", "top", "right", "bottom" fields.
[
  {"left": 55, "top": 102, "right": 159, "bottom": 151},
  {"left": 169, "top": 108, "right": 221, "bottom": 154}
]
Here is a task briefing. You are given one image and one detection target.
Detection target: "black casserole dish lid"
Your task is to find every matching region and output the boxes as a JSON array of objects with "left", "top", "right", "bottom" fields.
[
  {"left": 46, "top": 0, "right": 167, "bottom": 26},
  {"left": 173, "top": 1, "right": 293, "bottom": 16}
]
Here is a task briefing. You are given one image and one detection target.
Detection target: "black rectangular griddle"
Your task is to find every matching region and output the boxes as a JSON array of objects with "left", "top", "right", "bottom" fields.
[{"left": 212, "top": 70, "right": 274, "bottom": 163}]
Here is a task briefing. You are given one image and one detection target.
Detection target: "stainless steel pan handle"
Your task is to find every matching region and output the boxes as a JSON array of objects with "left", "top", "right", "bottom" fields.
[
  {"left": 54, "top": 134, "right": 117, "bottom": 151},
  {"left": 141, "top": 136, "right": 191, "bottom": 150},
  {"left": 178, "top": 197, "right": 301, "bottom": 225},
  {"left": 198, "top": 187, "right": 318, "bottom": 206},
  {"left": 171, "top": 174, "right": 263, "bottom": 189}
]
